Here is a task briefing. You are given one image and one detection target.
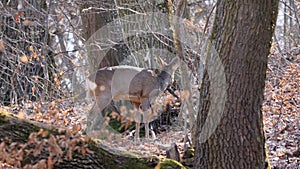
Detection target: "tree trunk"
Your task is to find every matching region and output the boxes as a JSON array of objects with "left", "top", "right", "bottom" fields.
[
  {"left": 0, "top": 113, "right": 185, "bottom": 169},
  {"left": 194, "top": 1, "right": 279, "bottom": 169},
  {"left": 80, "top": 1, "right": 127, "bottom": 70}
]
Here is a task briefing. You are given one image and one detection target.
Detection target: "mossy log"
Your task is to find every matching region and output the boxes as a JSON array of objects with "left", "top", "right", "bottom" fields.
[{"left": 0, "top": 112, "right": 185, "bottom": 169}]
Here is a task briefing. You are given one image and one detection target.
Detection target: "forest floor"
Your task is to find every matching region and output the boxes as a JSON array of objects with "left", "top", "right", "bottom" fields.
[
  {"left": 0, "top": 51, "right": 299, "bottom": 168},
  {"left": 262, "top": 51, "right": 300, "bottom": 168}
]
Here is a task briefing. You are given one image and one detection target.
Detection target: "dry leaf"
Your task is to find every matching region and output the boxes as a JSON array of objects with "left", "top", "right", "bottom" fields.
[
  {"left": 32, "top": 52, "right": 37, "bottom": 58},
  {"left": 47, "top": 156, "right": 54, "bottom": 169},
  {"left": 23, "top": 20, "right": 31, "bottom": 26},
  {"left": 81, "top": 147, "right": 86, "bottom": 157},
  {"left": 29, "top": 45, "right": 34, "bottom": 51},
  {"left": 20, "top": 55, "right": 28, "bottom": 63},
  {"left": 34, "top": 75, "right": 39, "bottom": 82},
  {"left": 154, "top": 164, "right": 161, "bottom": 169},
  {"left": 18, "top": 111, "right": 25, "bottom": 119},
  {"left": 31, "top": 86, "right": 35, "bottom": 95},
  {"left": 0, "top": 39, "right": 5, "bottom": 52}
]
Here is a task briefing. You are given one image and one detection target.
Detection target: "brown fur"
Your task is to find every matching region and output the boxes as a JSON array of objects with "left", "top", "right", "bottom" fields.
[{"left": 86, "top": 57, "right": 180, "bottom": 140}]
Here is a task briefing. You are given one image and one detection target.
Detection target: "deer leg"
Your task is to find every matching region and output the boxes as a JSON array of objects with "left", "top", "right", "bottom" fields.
[
  {"left": 141, "top": 98, "right": 151, "bottom": 139},
  {"left": 132, "top": 102, "right": 141, "bottom": 141},
  {"left": 144, "top": 118, "right": 149, "bottom": 139},
  {"left": 135, "top": 122, "right": 140, "bottom": 141},
  {"left": 87, "top": 92, "right": 112, "bottom": 133},
  {"left": 143, "top": 109, "right": 150, "bottom": 139}
]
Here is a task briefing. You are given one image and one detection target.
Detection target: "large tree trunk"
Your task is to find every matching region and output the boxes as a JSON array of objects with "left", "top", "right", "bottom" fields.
[
  {"left": 194, "top": 1, "right": 279, "bottom": 168},
  {"left": 0, "top": 112, "right": 185, "bottom": 169},
  {"left": 80, "top": 0, "right": 123, "bottom": 70}
]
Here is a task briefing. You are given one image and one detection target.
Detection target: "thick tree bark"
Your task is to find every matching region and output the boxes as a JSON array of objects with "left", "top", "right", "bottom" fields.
[
  {"left": 194, "top": 1, "right": 279, "bottom": 169},
  {"left": 0, "top": 113, "right": 184, "bottom": 169},
  {"left": 80, "top": 1, "right": 126, "bottom": 70}
]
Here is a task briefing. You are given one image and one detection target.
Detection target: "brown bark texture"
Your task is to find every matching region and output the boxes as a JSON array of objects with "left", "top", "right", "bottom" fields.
[
  {"left": 194, "top": 1, "right": 279, "bottom": 169},
  {"left": 80, "top": 1, "right": 125, "bottom": 70}
]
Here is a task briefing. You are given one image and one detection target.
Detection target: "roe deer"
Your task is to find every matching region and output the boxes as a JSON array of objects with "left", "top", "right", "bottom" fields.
[{"left": 86, "top": 57, "right": 180, "bottom": 140}]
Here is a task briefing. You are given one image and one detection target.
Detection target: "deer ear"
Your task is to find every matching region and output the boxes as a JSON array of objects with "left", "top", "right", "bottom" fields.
[{"left": 155, "top": 56, "right": 166, "bottom": 69}]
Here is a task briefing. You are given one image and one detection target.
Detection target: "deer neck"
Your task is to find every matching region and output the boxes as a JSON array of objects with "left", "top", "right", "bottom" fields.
[{"left": 157, "top": 70, "right": 172, "bottom": 91}]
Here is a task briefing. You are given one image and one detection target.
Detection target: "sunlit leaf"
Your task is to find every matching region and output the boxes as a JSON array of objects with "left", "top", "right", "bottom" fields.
[{"left": 20, "top": 55, "right": 28, "bottom": 64}]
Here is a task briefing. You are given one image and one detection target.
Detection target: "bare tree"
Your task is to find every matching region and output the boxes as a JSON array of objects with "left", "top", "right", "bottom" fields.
[{"left": 0, "top": 0, "right": 58, "bottom": 105}]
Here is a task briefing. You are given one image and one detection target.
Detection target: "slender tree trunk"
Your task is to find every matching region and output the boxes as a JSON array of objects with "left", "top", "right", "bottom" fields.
[
  {"left": 284, "top": 0, "right": 288, "bottom": 49},
  {"left": 194, "top": 1, "right": 279, "bottom": 168}
]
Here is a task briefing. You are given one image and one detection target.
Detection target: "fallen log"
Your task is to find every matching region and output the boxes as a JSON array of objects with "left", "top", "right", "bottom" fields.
[{"left": 0, "top": 112, "right": 185, "bottom": 169}]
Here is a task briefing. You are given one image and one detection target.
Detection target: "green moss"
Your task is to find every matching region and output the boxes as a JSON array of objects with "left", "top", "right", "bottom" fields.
[
  {"left": 0, "top": 112, "right": 10, "bottom": 125},
  {"left": 183, "top": 147, "right": 194, "bottom": 159},
  {"left": 159, "top": 158, "right": 185, "bottom": 169},
  {"left": 88, "top": 140, "right": 186, "bottom": 169},
  {"left": 88, "top": 140, "right": 154, "bottom": 169}
]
